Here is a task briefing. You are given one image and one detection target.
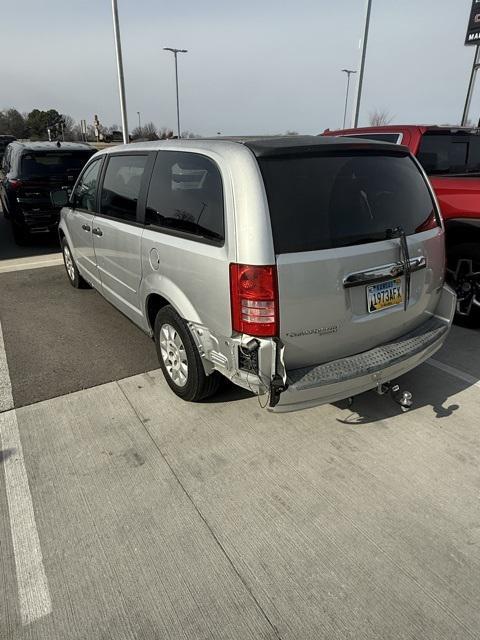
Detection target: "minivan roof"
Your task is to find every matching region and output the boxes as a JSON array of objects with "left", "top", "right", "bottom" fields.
[
  {"left": 98, "top": 135, "right": 409, "bottom": 158},
  {"left": 9, "top": 141, "right": 94, "bottom": 152}
]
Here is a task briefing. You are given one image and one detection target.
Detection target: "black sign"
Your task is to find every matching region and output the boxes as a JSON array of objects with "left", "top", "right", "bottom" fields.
[{"left": 466, "top": 0, "right": 480, "bottom": 45}]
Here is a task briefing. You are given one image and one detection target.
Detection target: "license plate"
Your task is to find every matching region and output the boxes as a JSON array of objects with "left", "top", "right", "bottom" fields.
[{"left": 367, "top": 278, "right": 403, "bottom": 313}]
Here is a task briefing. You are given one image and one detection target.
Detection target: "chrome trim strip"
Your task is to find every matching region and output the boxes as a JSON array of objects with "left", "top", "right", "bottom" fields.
[{"left": 343, "top": 256, "right": 427, "bottom": 289}]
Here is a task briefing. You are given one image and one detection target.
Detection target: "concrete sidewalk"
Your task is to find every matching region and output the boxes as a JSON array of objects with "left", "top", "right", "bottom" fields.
[{"left": 1, "top": 353, "right": 480, "bottom": 639}]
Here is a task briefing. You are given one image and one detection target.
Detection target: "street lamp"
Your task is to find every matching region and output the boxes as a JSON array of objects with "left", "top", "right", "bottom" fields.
[
  {"left": 111, "top": 0, "right": 129, "bottom": 143},
  {"left": 137, "top": 111, "right": 141, "bottom": 130},
  {"left": 341, "top": 69, "right": 356, "bottom": 129},
  {"left": 352, "top": 0, "right": 373, "bottom": 128},
  {"left": 163, "top": 47, "right": 188, "bottom": 138}
]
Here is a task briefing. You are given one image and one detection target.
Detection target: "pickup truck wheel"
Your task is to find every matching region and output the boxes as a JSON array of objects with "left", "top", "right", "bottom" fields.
[
  {"left": 447, "top": 243, "right": 480, "bottom": 327},
  {"left": 61, "top": 239, "right": 89, "bottom": 289},
  {"left": 154, "top": 306, "right": 221, "bottom": 402}
]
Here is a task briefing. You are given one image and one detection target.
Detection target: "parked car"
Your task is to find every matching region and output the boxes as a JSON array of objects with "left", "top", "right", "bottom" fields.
[
  {"left": 0, "top": 135, "right": 16, "bottom": 163},
  {"left": 0, "top": 140, "right": 95, "bottom": 244},
  {"left": 53, "top": 137, "right": 455, "bottom": 411},
  {"left": 323, "top": 125, "right": 480, "bottom": 326}
]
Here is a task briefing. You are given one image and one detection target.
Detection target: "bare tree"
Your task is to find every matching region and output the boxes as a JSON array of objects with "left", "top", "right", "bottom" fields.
[
  {"left": 181, "top": 130, "right": 200, "bottom": 139},
  {"left": 158, "top": 127, "right": 175, "bottom": 140},
  {"left": 368, "top": 109, "right": 393, "bottom": 126},
  {"left": 142, "top": 122, "right": 158, "bottom": 140}
]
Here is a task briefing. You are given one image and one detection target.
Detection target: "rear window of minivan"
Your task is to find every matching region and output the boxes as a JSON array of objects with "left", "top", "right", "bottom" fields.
[{"left": 258, "top": 152, "right": 438, "bottom": 253}]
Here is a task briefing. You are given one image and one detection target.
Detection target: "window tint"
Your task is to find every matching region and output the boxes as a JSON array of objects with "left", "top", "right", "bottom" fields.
[
  {"left": 100, "top": 155, "right": 147, "bottom": 222},
  {"left": 344, "top": 133, "right": 401, "bottom": 143},
  {"left": 258, "top": 152, "right": 437, "bottom": 254},
  {"left": 146, "top": 151, "right": 224, "bottom": 244},
  {"left": 20, "top": 151, "right": 94, "bottom": 177},
  {"left": 418, "top": 132, "right": 480, "bottom": 175},
  {"left": 72, "top": 158, "right": 102, "bottom": 212}
]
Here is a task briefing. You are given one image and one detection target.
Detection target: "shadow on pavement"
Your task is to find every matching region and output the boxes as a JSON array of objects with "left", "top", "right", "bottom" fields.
[
  {"left": 332, "top": 360, "right": 472, "bottom": 425},
  {"left": 0, "top": 448, "right": 16, "bottom": 463},
  {"left": 0, "top": 212, "right": 60, "bottom": 260},
  {"left": 202, "top": 379, "right": 254, "bottom": 404}
]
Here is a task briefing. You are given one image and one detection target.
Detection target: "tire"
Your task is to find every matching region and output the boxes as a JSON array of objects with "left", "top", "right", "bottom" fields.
[
  {"left": 11, "top": 222, "right": 29, "bottom": 246},
  {"left": 61, "top": 238, "right": 90, "bottom": 289},
  {"left": 154, "top": 305, "right": 222, "bottom": 402},
  {"left": 446, "top": 243, "right": 480, "bottom": 328}
]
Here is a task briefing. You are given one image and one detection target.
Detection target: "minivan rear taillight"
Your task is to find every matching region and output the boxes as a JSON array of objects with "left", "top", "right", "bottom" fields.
[{"left": 229, "top": 263, "right": 278, "bottom": 337}]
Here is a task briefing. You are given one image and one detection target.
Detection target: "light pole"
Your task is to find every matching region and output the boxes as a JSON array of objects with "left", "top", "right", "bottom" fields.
[
  {"left": 111, "top": 0, "right": 129, "bottom": 143},
  {"left": 462, "top": 45, "right": 480, "bottom": 126},
  {"left": 137, "top": 111, "right": 141, "bottom": 130},
  {"left": 341, "top": 69, "right": 356, "bottom": 129},
  {"left": 164, "top": 47, "right": 188, "bottom": 138},
  {"left": 352, "top": 0, "right": 373, "bottom": 128}
]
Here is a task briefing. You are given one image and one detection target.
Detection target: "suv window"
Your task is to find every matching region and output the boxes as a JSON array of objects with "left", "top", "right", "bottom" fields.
[
  {"left": 258, "top": 152, "right": 437, "bottom": 253},
  {"left": 146, "top": 151, "right": 224, "bottom": 244},
  {"left": 20, "top": 150, "right": 94, "bottom": 178},
  {"left": 100, "top": 155, "right": 147, "bottom": 222},
  {"left": 72, "top": 158, "right": 103, "bottom": 211},
  {"left": 418, "top": 132, "right": 480, "bottom": 175}
]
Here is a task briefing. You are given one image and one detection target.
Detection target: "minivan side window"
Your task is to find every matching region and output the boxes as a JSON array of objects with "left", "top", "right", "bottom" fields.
[
  {"left": 146, "top": 151, "right": 224, "bottom": 244},
  {"left": 72, "top": 158, "right": 102, "bottom": 212},
  {"left": 100, "top": 155, "right": 148, "bottom": 222}
]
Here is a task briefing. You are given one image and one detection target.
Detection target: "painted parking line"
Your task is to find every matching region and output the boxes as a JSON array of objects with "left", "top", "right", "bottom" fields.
[
  {"left": 0, "top": 322, "right": 13, "bottom": 413},
  {"left": 0, "top": 321, "right": 52, "bottom": 625},
  {"left": 427, "top": 358, "right": 480, "bottom": 389},
  {"left": 0, "top": 255, "right": 63, "bottom": 274}
]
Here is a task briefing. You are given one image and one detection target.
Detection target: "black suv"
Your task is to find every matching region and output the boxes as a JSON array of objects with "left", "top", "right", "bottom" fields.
[{"left": 0, "top": 141, "right": 95, "bottom": 244}]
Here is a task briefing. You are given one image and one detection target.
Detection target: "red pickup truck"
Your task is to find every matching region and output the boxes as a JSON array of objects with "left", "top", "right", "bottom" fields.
[{"left": 324, "top": 125, "right": 480, "bottom": 326}]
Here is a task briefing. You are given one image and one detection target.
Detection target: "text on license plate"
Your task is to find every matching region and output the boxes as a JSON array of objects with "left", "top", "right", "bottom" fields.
[{"left": 367, "top": 278, "right": 403, "bottom": 313}]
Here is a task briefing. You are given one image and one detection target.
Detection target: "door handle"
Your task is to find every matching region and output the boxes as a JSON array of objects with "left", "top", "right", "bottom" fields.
[
  {"left": 92, "top": 227, "right": 103, "bottom": 237},
  {"left": 81, "top": 224, "right": 91, "bottom": 232}
]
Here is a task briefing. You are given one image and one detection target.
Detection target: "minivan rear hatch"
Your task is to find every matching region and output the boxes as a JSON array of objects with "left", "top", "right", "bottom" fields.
[{"left": 253, "top": 140, "right": 444, "bottom": 369}]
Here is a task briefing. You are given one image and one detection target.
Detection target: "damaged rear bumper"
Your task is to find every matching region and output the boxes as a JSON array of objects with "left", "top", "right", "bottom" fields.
[{"left": 272, "top": 284, "right": 456, "bottom": 412}]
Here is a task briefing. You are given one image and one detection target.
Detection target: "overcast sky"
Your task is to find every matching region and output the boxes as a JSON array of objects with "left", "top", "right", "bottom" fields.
[{"left": 1, "top": 0, "right": 477, "bottom": 135}]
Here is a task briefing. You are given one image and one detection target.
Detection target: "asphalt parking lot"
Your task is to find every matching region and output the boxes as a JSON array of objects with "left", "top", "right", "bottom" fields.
[{"left": 1, "top": 218, "right": 480, "bottom": 639}]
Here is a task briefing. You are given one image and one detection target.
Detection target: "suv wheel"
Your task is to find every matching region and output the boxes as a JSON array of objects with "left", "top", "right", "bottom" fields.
[
  {"left": 447, "top": 243, "right": 480, "bottom": 327},
  {"left": 11, "top": 222, "right": 29, "bottom": 246},
  {"left": 61, "top": 239, "right": 89, "bottom": 289},
  {"left": 154, "top": 305, "right": 221, "bottom": 401}
]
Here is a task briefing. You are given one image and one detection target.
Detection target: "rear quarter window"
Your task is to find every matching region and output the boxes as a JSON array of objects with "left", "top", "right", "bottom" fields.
[
  {"left": 258, "top": 152, "right": 438, "bottom": 253},
  {"left": 341, "top": 133, "right": 402, "bottom": 144},
  {"left": 146, "top": 151, "right": 224, "bottom": 245}
]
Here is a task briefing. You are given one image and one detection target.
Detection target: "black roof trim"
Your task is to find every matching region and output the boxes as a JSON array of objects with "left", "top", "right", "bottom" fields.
[
  {"left": 240, "top": 135, "right": 410, "bottom": 158},
  {"left": 8, "top": 141, "right": 95, "bottom": 151}
]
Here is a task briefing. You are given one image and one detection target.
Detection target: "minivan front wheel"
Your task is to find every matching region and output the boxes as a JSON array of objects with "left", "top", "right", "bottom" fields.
[
  {"left": 154, "top": 306, "right": 221, "bottom": 401},
  {"left": 61, "top": 239, "right": 89, "bottom": 289},
  {"left": 447, "top": 243, "right": 480, "bottom": 327}
]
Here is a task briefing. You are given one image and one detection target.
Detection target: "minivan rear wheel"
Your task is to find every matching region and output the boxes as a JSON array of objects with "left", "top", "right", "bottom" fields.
[
  {"left": 154, "top": 306, "right": 221, "bottom": 402},
  {"left": 447, "top": 243, "right": 480, "bottom": 327},
  {"left": 61, "top": 239, "right": 89, "bottom": 289}
]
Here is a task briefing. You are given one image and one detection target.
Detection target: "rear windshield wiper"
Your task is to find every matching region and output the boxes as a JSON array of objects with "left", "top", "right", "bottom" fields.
[{"left": 386, "top": 226, "right": 410, "bottom": 311}]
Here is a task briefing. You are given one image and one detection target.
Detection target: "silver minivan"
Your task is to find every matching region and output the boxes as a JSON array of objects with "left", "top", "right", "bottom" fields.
[{"left": 55, "top": 136, "right": 455, "bottom": 412}]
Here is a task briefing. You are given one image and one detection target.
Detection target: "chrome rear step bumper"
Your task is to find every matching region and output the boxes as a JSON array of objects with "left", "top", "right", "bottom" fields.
[{"left": 271, "top": 285, "right": 456, "bottom": 412}]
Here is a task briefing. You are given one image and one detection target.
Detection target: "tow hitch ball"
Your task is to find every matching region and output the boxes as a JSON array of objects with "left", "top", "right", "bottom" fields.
[{"left": 376, "top": 382, "right": 413, "bottom": 412}]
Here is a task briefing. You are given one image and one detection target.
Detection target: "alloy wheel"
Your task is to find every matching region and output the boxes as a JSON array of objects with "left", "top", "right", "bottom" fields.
[
  {"left": 159, "top": 323, "right": 188, "bottom": 387},
  {"left": 63, "top": 245, "right": 75, "bottom": 282},
  {"left": 447, "top": 258, "right": 480, "bottom": 317}
]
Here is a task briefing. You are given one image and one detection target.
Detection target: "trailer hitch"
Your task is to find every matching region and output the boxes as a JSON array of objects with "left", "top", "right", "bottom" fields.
[{"left": 376, "top": 382, "right": 413, "bottom": 412}]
